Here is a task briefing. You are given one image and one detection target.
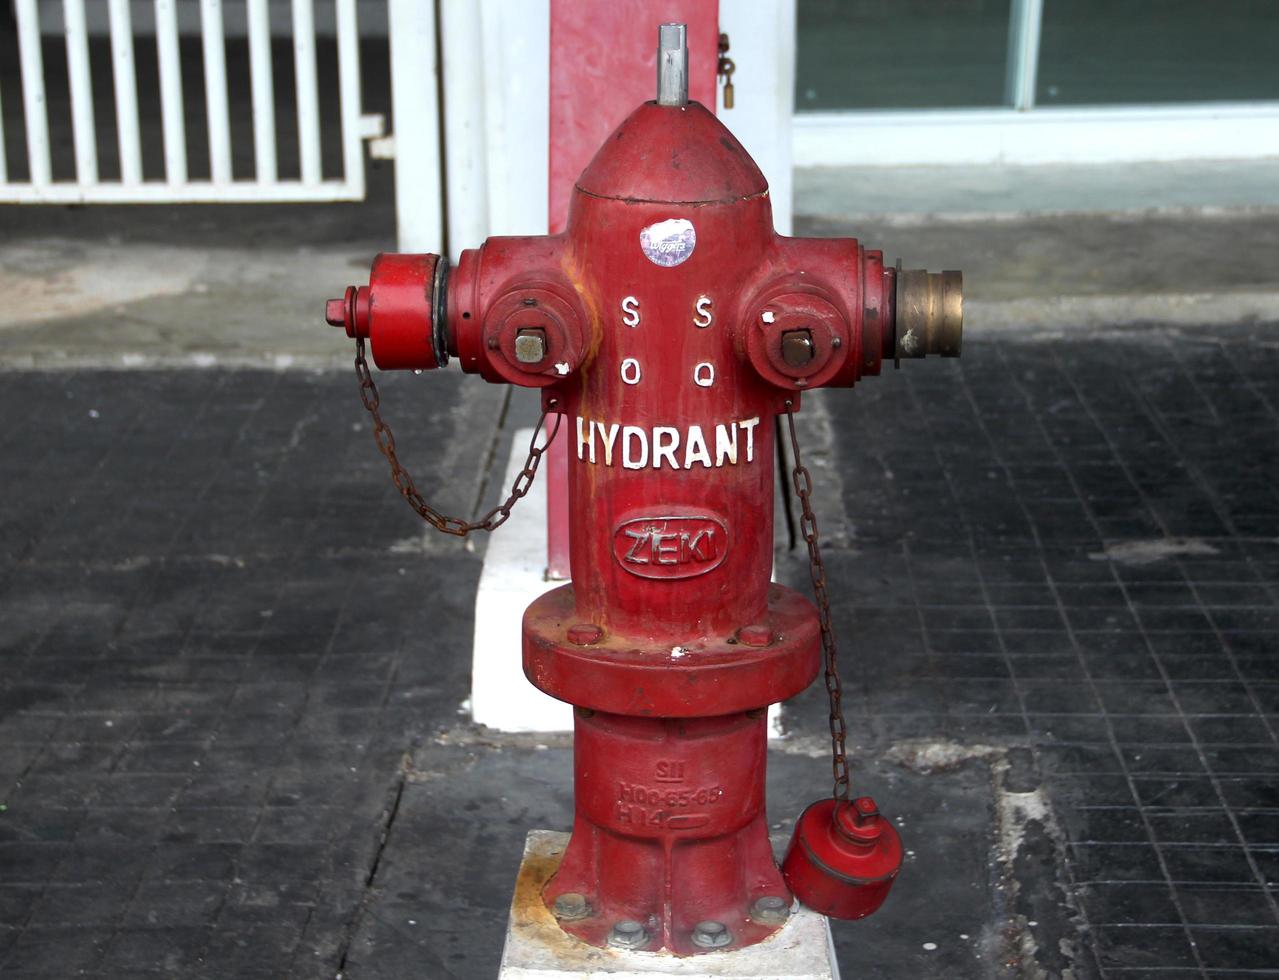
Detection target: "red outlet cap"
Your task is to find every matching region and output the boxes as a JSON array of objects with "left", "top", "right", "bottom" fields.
[{"left": 782, "top": 796, "right": 902, "bottom": 921}]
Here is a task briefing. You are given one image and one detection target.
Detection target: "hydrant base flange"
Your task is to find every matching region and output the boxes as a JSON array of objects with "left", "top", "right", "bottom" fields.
[{"left": 500, "top": 830, "right": 840, "bottom": 977}]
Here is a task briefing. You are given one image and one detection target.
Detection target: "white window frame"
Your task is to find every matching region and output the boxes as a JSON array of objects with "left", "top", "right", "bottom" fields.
[{"left": 793, "top": 0, "right": 1279, "bottom": 167}]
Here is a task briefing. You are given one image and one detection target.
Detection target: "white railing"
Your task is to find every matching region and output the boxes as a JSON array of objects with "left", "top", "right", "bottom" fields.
[{"left": 2, "top": 0, "right": 375, "bottom": 203}]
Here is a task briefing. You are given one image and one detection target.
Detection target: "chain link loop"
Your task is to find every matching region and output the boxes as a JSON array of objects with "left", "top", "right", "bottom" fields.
[
  {"left": 784, "top": 402, "right": 851, "bottom": 802},
  {"left": 353, "top": 337, "right": 560, "bottom": 536},
  {"left": 351, "top": 345, "right": 843, "bottom": 792}
]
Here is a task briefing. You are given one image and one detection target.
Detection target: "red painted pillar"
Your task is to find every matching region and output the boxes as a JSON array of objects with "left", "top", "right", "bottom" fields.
[{"left": 544, "top": 0, "right": 721, "bottom": 579}]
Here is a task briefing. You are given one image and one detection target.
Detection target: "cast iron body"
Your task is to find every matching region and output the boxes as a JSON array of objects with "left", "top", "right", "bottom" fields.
[{"left": 327, "top": 95, "right": 961, "bottom": 954}]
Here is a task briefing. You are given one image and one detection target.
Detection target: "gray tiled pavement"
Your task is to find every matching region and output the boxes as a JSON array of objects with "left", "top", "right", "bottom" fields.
[{"left": 1, "top": 321, "right": 1276, "bottom": 978}]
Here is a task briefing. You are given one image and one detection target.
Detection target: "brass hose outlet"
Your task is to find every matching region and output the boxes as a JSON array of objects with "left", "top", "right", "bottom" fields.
[{"left": 894, "top": 266, "right": 963, "bottom": 363}]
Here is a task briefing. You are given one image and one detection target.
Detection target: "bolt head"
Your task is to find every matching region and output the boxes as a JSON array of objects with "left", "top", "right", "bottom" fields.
[
  {"left": 781, "top": 329, "right": 815, "bottom": 367},
  {"left": 567, "top": 623, "right": 603, "bottom": 646},
  {"left": 552, "top": 892, "right": 590, "bottom": 921},
  {"left": 836, "top": 796, "right": 884, "bottom": 843},
  {"left": 325, "top": 298, "right": 347, "bottom": 327},
  {"left": 737, "top": 624, "right": 772, "bottom": 647},
  {"left": 609, "top": 919, "right": 648, "bottom": 949},
  {"left": 514, "top": 328, "right": 547, "bottom": 364},
  {"left": 692, "top": 920, "right": 732, "bottom": 948},
  {"left": 751, "top": 895, "right": 791, "bottom": 924}
]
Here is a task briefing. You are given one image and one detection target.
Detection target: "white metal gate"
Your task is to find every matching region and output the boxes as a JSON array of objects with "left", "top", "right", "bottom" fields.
[{"left": 2, "top": 0, "right": 375, "bottom": 202}]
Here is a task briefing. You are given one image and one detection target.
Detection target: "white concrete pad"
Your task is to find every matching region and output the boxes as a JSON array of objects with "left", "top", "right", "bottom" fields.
[
  {"left": 499, "top": 830, "right": 840, "bottom": 980},
  {"left": 471, "top": 429, "right": 571, "bottom": 732}
]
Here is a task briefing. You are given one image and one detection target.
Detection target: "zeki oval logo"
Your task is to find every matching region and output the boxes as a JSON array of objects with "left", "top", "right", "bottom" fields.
[{"left": 613, "top": 514, "right": 727, "bottom": 579}]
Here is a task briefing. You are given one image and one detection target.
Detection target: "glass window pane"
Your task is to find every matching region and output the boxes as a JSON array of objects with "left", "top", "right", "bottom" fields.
[
  {"left": 1037, "top": 0, "right": 1279, "bottom": 105},
  {"left": 796, "top": 0, "right": 1012, "bottom": 111}
]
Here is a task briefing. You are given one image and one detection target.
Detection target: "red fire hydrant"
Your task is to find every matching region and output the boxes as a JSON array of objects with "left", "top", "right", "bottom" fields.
[{"left": 327, "top": 24, "right": 961, "bottom": 958}]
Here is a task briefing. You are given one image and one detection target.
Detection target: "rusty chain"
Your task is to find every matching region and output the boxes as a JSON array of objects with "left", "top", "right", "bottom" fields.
[
  {"left": 351, "top": 340, "right": 843, "bottom": 791},
  {"left": 353, "top": 337, "right": 561, "bottom": 536},
  {"left": 784, "top": 402, "right": 851, "bottom": 802}
]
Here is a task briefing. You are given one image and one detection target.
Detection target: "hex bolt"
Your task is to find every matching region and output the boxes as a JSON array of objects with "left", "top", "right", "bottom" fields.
[
  {"left": 567, "top": 623, "right": 603, "bottom": 646},
  {"left": 324, "top": 298, "right": 347, "bottom": 327},
  {"left": 552, "top": 892, "right": 591, "bottom": 921},
  {"left": 737, "top": 624, "right": 772, "bottom": 647},
  {"left": 781, "top": 329, "right": 815, "bottom": 367},
  {"left": 692, "top": 920, "right": 732, "bottom": 949},
  {"left": 836, "top": 796, "right": 885, "bottom": 844},
  {"left": 751, "top": 895, "right": 791, "bottom": 925},
  {"left": 515, "top": 328, "right": 547, "bottom": 364},
  {"left": 609, "top": 919, "right": 648, "bottom": 949}
]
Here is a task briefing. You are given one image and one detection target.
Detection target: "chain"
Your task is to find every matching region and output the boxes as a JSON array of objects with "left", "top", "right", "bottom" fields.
[
  {"left": 784, "top": 402, "right": 850, "bottom": 802},
  {"left": 353, "top": 337, "right": 561, "bottom": 536}
]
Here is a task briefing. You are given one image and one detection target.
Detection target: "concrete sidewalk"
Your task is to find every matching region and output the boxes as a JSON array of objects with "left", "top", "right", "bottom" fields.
[
  {"left": 796, "top": 158, "right": 1279, "bottom": 331},
  {"left": 5, "top": 209, "right": 1276, "bottom": 371},
  {"left": 3, "top": 160, "right": 1278, "bottom": 370}
]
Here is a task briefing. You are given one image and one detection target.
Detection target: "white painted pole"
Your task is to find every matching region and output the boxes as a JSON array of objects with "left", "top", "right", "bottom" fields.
[
  {"left": 292, "top": 0, "right": 323, "bottom": 185},
  {"left": 200, "top": 0, "right": 233, "bottom": 184},
  {"left": 246, "top": 0, "right": 277, "bottom": 183},
  {"left": 477, "top": 0, "right": 548, "bottom": 237},
  {"left": 335, "top": 0, "right": 363, "bottom": 195},
  {"left": 0, "top": 76, "right": 7, "bottom": 183},
  {"left": 15, "top": 0, "right": 51, "bottom": 186},
  {"left": 1005, "top": 0, "right": 1044, "bottom": 111},
  {"left": 63, "top": 0, "right": 98, "bottom": 184},
  {"left": 720, "top": 0, "right": 796, "bottom": 236},
  {"left": 108, "top": 0, "right": 143, "bottom": 185},
  {"left": 440, "top": 0, "right": 489, "bottom": 258},
  {"left": 388, "top": 0, "right": 443, "bottom": 251},
  {"left": 155, "top": 0, "right": 188, "bottom": 184}
]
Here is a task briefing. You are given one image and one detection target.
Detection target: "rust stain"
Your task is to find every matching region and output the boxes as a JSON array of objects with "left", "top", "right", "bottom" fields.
[
  {"left": 558, "top": 243, "right": 604, "bottom": 513},
  {"left": 510, "top": 847, "right": 561, "bottom": 930},
  {"left": 509, "top": 837, "right": 619, "bottom": 969},
  {"left": 559, "top": 245, "right": 602, "bottom": 366}
]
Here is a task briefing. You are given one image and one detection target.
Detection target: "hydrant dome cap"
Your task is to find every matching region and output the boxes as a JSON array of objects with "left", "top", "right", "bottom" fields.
[{"left": 575, "top": 100, "right": 768, "bottom": 206}]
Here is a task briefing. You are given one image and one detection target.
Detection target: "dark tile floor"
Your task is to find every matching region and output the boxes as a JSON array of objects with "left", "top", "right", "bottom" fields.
[
  {"left": 0, "top": 324, "right": 1276, "bottom": 978},
  {"left": 810, "top": 325, "right": 1279, "bottom": 977},
  {"left": 0, "top": 368, "right": 500, "bottom": 979}
]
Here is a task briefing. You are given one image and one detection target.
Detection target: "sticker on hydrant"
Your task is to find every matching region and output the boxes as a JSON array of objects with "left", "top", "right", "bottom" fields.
[{"left": 640, "top": 218, "right": 696, "bottom": 267}]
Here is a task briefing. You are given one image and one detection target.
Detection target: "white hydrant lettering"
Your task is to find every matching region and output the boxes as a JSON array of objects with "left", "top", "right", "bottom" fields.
[{"left": 576, "top": 416, "right": 759, "bottom": 470}]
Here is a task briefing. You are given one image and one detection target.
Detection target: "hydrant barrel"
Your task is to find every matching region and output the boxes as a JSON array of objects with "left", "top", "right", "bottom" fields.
[{"left": 323, "top": 21, "right": 965, "bottom": 958}]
